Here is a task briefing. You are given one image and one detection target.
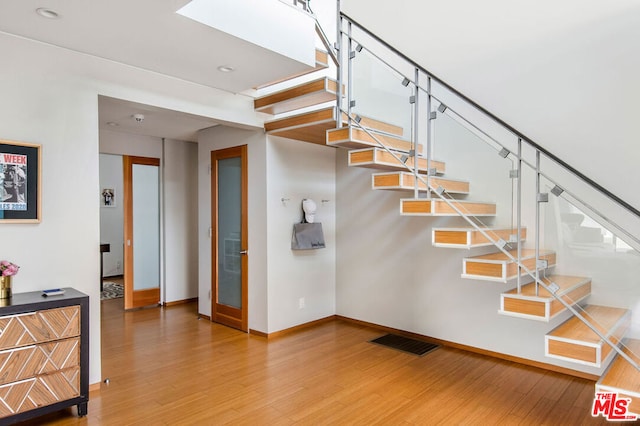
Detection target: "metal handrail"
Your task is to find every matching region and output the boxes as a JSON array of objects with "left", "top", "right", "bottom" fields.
[
  {"left": 432, "top": 97, "right": 640, "bottom": 251},
  {"left": 342, "top": 16, "right": 640, "bottom": 250},
  {"left": 305, "top": 3, "right": 339, "bottom": 67},
  {"left": 336, "top": 11, "right": 640, "bottom": 373},
  {"left": 340, "top": 109, "right": 640, "bottom": 373},
  {"left": 341, "top": 11, "right": 640, "bottom": 221}
]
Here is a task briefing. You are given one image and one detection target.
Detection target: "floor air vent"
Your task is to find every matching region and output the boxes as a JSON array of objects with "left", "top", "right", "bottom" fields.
[{"left": 369, "top": 334, "right": 439, "bottom": 356}]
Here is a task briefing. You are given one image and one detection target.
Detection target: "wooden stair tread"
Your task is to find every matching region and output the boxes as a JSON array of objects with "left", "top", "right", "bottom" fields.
[
  {"left": 255, "top": 48, "right": 329, "bottom": 89},
  {"left": 462, "top": 249, "right": 556, "bottom": 282},
  {"left": 254, "top": 77, "right": 341, "bottom": 115},
  {"left": 372, "top": 172, "right": 469, "bottom": 194},
  {"left": 597, "top": 339, "right": 640, "bottom": 397},
  {"left": 432, "top": 227, "right": 526, "bottom": 249},
  {"left": 265, "top": 108, "right": 405, "bottom": 145},
  {"left": 503, "top": 275, "right": 591, "bottom": 298},
  {"left": 400, "top": 198, "right": 497, "bottom": 217},
  {"left": 467, "top": 249, "right": 553, "bottom": 263},
  {"left": 345, "top": 115, "right": 404, "bottom": 137},
  {"left": 349, "top": 148, "right": 445, "bottom": 174},
  {"left": 499, "top": 275, "right": 592, "bottom": 321},
  {"left": 327, "top": 127, "right": 421, "bottom": 153},
  {"left": 265, "top": 107, "right": 338, "bottom": 145},
  {"left": 547, "top": 305, "right": 630, "bottom": 344},
  {"left": 545, "top": 305, "right": 631, "bottom": 367}
]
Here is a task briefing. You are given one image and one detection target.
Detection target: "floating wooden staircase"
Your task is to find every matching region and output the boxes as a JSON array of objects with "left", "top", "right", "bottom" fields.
[
  {"left": 499, "top": 275, "right": 591, "bottom": 321},
  {"left": 255, "top": 32, "right": 639, "bottom": 400},
  {"left": 545, "top": 305, "right": 631, "bottom": 368},
  {"left": 461, "top": 249, "right": 556, "bottom": 282}
]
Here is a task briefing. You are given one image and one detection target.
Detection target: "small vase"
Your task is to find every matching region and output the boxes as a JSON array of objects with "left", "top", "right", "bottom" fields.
[{"left": 0, "top": 276, "right": 12, "bottom": 299}]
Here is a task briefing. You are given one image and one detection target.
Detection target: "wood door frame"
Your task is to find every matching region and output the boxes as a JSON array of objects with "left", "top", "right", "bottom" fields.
[
  {"left": 211, "top": 145, "right": 248, "bottom": 331},
  {"left": 123, "top": 155, "right": 161, "bottom": 310}
]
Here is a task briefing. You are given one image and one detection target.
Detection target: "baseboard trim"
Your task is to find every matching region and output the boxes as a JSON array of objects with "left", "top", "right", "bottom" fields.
[
  {"left": 89, "top": 382, "right": 101, "bottom": 395},
  {"left": 249, "top": 329, "right": 268, "bottom": 338},
  {"left": 252, "top": 315, "right": 337, "bottom": 339},
  {"left": 198, "top": 313, "right": 211, "bottom": 321},
  {"left": 164, "top": 297, "right": 198, "bottom": 307},
  {"left": 335, "top": 315, "right": 600, "bottom": 382}
]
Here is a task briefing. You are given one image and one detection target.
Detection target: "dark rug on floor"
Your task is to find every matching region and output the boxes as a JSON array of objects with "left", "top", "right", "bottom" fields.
[
  {"left": 101, "top": 282, "right": 123, "bottom": 300},
  {"left": 370, "top": 334, "right": 439, "bottom": 356}
]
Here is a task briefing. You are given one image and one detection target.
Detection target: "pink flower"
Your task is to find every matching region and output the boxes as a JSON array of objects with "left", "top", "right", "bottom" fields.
[{"left": 0, "top": 261, "right": 19, "bottom": 277}]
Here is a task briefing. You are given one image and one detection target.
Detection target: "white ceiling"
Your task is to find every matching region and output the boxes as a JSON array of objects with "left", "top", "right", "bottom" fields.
[
  {"left": 98, "top": 96, "right": 220, "bottom": 142},
  {"left": 0, "top": 0, "right": 316, "bottom": 142}
]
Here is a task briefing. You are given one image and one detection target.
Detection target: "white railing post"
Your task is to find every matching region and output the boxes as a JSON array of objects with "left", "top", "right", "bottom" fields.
[
  {"left": 426, "top": 76, "right": 432, "bottom": 199},
  {"left": 335, "top": 2, "right": 343, "bottom": 127},
  {"left": 413, "top": 68, "right": 420, "bottom": 198}
]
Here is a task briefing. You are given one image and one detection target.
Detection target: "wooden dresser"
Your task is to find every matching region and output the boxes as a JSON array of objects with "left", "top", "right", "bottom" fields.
[{"left": 0, "top": 288, "right": 89, "bottom": 423}]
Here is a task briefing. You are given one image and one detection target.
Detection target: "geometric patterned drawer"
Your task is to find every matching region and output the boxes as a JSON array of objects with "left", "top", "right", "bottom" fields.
[
  {"left": 0, "top": 337, "right": 80, "bottom": 385},
  {"left": 0, "top": 366, "right": 80, "bottom": 418},
  {"left": 0, "top": 306, "right": 80, "bottom": 350}
]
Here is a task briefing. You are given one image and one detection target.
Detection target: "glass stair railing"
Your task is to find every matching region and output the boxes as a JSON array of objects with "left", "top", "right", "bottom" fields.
[
  {"left": 261, "top": 2, "right": 640, "bottom": 395},
  {"left": 335, "top": 8, "right": 640, "bottom": 395}
]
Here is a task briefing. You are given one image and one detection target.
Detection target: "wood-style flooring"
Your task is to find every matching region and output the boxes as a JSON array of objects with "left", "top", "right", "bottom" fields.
[{"left": 19, "top": 298, "right": 610, "bottom": 425}]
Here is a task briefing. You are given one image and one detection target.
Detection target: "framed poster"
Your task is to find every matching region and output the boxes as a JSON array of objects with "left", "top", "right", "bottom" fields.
[
  {"left": 0, "top": 140, "right": 41, "bottom": 223},
  {"left": 101, "top": 188, "right": 116, "bottom": 207}
]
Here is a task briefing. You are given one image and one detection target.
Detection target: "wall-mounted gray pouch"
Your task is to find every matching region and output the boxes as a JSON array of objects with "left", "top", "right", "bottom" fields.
[{"left": 291, "top": 222, "right": 325, "bottom": 250}]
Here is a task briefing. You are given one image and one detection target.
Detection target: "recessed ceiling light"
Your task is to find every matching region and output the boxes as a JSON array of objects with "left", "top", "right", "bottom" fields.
[
  {"left": 217, "top": 65, "right": 235, "bottom": 73},
  {"left": 36, "top": 8, "right": 60, "bottom": 19},
  {"left": 106, "top": 122, "right": 119, "bottom": 127}
]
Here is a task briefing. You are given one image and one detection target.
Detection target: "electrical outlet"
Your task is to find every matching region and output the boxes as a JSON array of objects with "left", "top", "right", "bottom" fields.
[{"left": 298, "top": 297, "right": 305, "bottom": 309}]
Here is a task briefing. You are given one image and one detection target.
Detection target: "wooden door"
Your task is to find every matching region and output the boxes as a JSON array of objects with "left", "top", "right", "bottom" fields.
[
  {"left": 123, "top": 156, "right": 161, "bottom": 309},
  {"left": 211, "top": 146, "right": 248, "bottom": 331}
]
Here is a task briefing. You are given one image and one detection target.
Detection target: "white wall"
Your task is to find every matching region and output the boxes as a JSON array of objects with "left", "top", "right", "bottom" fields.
[
  {"left": 0, "top": 43, "right": 103, "bottom": 385},
  {"left": 99, "top": 154, "right": 124, "bottom": 277},
  {"left": 0, "top": 30, "right": 260, "bottom": 385},
  {"left": 99, "top": 129, "right": 163, "bottom": 158},
  {"left": 100, "top": 131, "right": 199, "bottom": 303},
  {"left": 266, "top": 137, "right": 336, "bottom": 332},
  {"left": 163, "top": 139, "right": 199, "bottom": 302}
]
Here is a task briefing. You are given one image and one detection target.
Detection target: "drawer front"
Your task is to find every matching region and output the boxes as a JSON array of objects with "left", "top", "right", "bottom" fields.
[
  {"left": 0, "top": 366, "right": 80, "bottom": 418},
  {"left": 0, "top": 306, "right": 80, "bottom": 350},
  {"left": 0, "top": 337, "right": 80, "bottom": 385}
]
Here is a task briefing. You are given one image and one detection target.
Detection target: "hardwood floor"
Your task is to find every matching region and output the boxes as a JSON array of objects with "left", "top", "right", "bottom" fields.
[{"left": 18, "top": 299, "right": 610, "bottom": 425}]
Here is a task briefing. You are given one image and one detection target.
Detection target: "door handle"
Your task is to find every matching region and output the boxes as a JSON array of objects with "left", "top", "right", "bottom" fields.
[{"left": 239, "top": 250, "right": 248, "bottom": 255}]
